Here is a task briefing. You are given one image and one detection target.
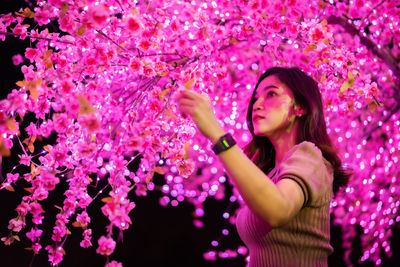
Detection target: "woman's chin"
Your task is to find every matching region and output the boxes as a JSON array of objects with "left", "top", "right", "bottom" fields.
[{"left": 253, "top": 128, "right": 271, "bottom": 138}]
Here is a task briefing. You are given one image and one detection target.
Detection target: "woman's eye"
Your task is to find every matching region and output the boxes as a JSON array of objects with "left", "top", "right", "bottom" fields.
[{"left": 266, "top": 91, "right": 276, "bottom": 97}]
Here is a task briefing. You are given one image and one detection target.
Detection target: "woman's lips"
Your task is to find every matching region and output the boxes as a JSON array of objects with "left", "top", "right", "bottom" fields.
[{"left": 253, "top": 115, "right": 264, "bottom": 122}]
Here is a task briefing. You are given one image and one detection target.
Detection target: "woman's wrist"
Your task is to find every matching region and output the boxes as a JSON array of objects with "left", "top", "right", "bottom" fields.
[{"left": 209, "top": 127, "right": 226, "bottom": 144}]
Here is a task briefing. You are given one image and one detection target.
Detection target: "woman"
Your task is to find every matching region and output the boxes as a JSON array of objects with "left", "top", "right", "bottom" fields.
[{"left": 177, "top": 67, "right": 350, "bottom": 266}]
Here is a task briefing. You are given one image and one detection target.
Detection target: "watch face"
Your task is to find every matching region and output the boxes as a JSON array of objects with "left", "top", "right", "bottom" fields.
[
  {"left": 222, "top": 139, "right": 229, "bottom": 148},
  {"left": 212, "top": 134, "right": 236, "bottom": 154}
]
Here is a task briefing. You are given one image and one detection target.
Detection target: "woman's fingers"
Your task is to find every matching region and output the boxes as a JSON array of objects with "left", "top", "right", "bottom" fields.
[
  {"left": 178, "top": 98, "right": 196, "bottom": 106},
  {"left": 177, "top": 90, "right": 204, "bottom": 101},
  {"left": 176, "top": 89, "right": 222, "bottom": 140}
]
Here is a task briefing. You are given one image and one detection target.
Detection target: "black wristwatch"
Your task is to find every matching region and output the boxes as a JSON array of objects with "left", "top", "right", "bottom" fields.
[{"left": 212, "top": 133, "right": 237, "bottom": 155}]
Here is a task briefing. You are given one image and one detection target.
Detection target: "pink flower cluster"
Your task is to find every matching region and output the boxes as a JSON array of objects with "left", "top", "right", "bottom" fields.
[{"left": 96, "top": 236, "right": 116, "bottom": 256}]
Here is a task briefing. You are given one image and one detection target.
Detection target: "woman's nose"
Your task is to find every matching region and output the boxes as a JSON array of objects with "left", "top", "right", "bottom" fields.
[{"left": 253, "top": 100, "right": 263, "bottom": 111}]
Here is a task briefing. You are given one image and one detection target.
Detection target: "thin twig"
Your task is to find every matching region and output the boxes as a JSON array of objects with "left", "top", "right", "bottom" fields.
[{"left": 96, "top": 30, "right": 130, "bottom": 53}]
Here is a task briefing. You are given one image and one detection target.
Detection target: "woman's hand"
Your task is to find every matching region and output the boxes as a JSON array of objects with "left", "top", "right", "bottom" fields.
[{"left": 176, "top": 90, "right": 225, "bottom": 143}]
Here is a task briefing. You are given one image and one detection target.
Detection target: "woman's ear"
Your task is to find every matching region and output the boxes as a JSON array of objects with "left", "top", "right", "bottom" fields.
[{"left": 294, "top": 103, "right": 307, "bottom": 117}]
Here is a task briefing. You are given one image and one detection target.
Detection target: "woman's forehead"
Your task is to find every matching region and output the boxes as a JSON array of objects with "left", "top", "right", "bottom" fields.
[{"left": 256, "top": 75, "right": 292, "bottom": 95}]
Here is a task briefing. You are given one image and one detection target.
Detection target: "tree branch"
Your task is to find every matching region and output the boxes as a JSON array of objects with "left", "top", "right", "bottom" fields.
[
  {"left": 327, "top": 15, "right": 400, "bottom": 139},
  {"left": 327, "top": 15, "right": 400, "bottom": 84}
]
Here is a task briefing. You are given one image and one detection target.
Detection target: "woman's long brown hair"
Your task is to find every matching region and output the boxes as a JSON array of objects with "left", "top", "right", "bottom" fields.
[{"left": 244, "top": 67, "right": 350, "bottom": 194}]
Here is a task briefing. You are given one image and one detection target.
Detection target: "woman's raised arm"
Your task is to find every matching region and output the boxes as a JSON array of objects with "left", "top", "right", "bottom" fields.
[{"left": 176, "top": 90, "right": 305, "bottom": 227}]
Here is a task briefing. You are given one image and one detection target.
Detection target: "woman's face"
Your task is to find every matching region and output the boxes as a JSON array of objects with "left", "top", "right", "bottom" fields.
[{"left": 252, "top": 75, "right": 298, "bottom": 138}]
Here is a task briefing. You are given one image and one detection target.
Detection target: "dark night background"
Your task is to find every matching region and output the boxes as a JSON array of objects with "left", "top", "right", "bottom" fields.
[{"left": 0, "top": 1, "right": 399, "bottom": 266}]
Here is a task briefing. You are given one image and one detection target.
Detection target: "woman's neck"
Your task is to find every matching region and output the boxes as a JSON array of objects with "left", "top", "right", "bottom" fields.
[{"left": 268, "top": 126, "right": 299, "bottom": 167}]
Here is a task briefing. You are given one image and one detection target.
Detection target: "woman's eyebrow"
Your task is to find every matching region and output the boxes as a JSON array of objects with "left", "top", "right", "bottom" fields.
[
  {"left": 254, "top": 85, "right": 279, "bottom": 98},
  {"left": 262, "top": 85, "right": 279, "bottom": 91}
]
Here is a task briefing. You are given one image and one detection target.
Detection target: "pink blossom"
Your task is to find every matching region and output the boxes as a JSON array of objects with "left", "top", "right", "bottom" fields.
[
  {"left": 32, "top": 187, "right": 49, "bottom": 201},
  {"left": 143, "top": 65, "right": 156, "bottom": 77},
  {"left": 125, "top": 135, "right": 144, "bottom": 152},
  {"left": 19, "top": 154, "right": 32, "bottom": 166},
  {"left": 87, "top": 4, "right": 109, "bottom": 28},
  {"left": 85, "top": 55, "right": 97, "bottom": 66},
  {"left": 63, "top": 197, "right": 77, "bottom": 212},
  {"left": 177, "top": 159, "right": 195, "bottom": 178},
  {"left": 101, "top": 198, "right": 135, "bottom": 230},
  {"left": 16, "top": 202, "right": 30, "bottom": 216},
  {"left": 170, "top": 20, "right": 179, "bottom": 31},
  {"left": 129, "top": 58, "right": 143, "bottom": 73},
  {"left": 134, "top": 184, "right": 147, "bottom": 196},
  {"left": 80, "top": 228, "right": 92, "bottom": 248},
  {"left": 0, "top": 24, "right": 6, "bottom": 41},
  {"left": 310, "top": 27, "right": 324, "bottom": 42},
  {"left": 25, "top": 122, "right": 38, "bottom": 136},
  {"left": 79, "top": 113, "right": 101, "bottom": 133},
  {"left": 51, "top": 225, "right": 67, "bottom": 242},
  {"left": 60, "top": 79, "right": 74, "bottom": 94},
  {"left": 78, "top": 193, "right": 93, "bottom": 209},
  {"left": 154, "top": 61, "right": 169, "bottom": 74},
  {"left": 6, "top": 173, "right": 19, "bottom": 184},
  {"left": 29, "top": 202, "right": 44, "bottom": 217},
  {"left": 25, "top": 48, "right": 39, "bottom": 63},
  {"left": 34, "top": 7, "right": 51, "bottom": 26},
  {"left": 32, "top": 215, "right": 44, "bottom": 225},
  {"left": 1, "top": 236, "right": 15, "bottom": 245},
  {"left": 51, "top": 146, "right": 68, "bottom": 166},
  {"left": 127, "top": 16, "right": 142, "bottom": 33},
  {"left": 13, "top": 24, "right": 29, "bottom": 39},
  {"left": 12, "top": 54, "right": 24, "bottom": 65},
  {"left": 8, "top": 217, "right": 25, "bottom": 232},
  {"left": 40, "top": 171, "right": 60, "bottom": 191},
  {"left": 148, "top": 98, "right": 162, "bottom": 112},
  {"left": 23, "top": 173, "right": 32, "bottom": 182},
  {"left": 77, "top": 141, "right": 97, "bottom": 156},
  {"left": 138, "top": 40, "right": 152, "bottom": 50},
  {"left": 1, "top": 13, "right": 16, "bottom": 27},
  {"left": 53, "top": 113, "right": 70, "bottom": 133},
  {"left": 96, "top": 236, "right": 116, "bottom": 256},
  {"left": 48, "top": 0, "right": 64, "bottom": 8},
  {"left": 80, "top": 235, "right": 92, "bottom": 248},
  {"left": 141, "top": 29, "right": 155, "bottom": 39},
  {"left": 77, "top": 211, "right": 91, "bottom": 226},
  {"left": 83, "top": 228, "right": 92, "bottom": 236},
  {"left": 56, "top": 213, "right": 69, "bottom": 225},
  {"left": 155, "top": 7, "right": 166, "bottom": 16},
  {"left": 26, "top": 227, "right": 43, "bottom": 242},
  {"left": 32, "top": 242, "right": 42, "bottom": 254},
  {"left": 270, "top": 19, "right": 281, "bottom": 31},
  {"left": 46, "top": 245, "right": 64, "bottom": 266}
]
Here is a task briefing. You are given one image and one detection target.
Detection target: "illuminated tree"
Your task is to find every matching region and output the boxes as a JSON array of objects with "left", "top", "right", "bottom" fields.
[{"left": 0, "top": 0, "right": 399, "bottom": 266}]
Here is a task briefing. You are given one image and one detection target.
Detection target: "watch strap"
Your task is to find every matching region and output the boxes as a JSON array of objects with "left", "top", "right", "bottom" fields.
[{"left": 212, "top": 133, "right": 236, "bottom": 155}]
